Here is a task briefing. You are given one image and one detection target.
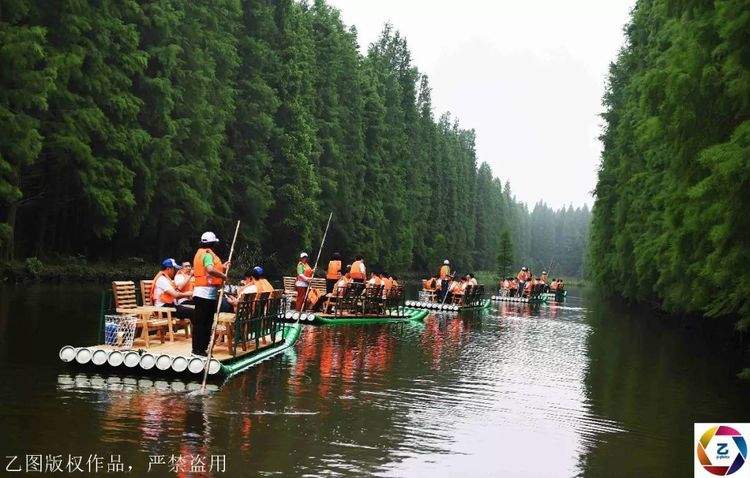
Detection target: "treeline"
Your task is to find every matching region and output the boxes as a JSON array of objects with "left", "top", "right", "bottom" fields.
[
  {"left": 522, "top": 202, "right": 590, "bottom": 277},
  {"left": 590, "top": 0, "right": 750, "bottom": 328},
  {"left": 1, "top": 0, "right": 589, "bottom": 277}
]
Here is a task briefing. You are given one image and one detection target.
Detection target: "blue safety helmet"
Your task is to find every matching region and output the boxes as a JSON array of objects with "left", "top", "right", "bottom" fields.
[{"left": 253, "top": 266, "right": 264, "bottom": 276}]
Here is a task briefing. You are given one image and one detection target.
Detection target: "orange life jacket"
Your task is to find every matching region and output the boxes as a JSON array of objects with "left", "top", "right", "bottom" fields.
[
  {"left": 326, "top": 260, "right": 342, "bottom": 280},
  {"left": 439, "top": 265, "right": 450, "bottom": 279},
  {"left": 194, "top": 248, "right": 224, "bottom": 287},
  {"left": 174, "top": 270, "right": 194, "bottom": 293},
  {"left": 256, "top": 278, "right": 274, "bottom": 294},
  {"left": 150, "top": 271, "right": 176, "bottom": 305},
  {"left": 297, "top": 262, "right": 312, "bottom": 281},
  {"left": 517, "top": 271, "right": 528, "bottom": 281},
  {"left": 351, "top": 260, "right": 365, "bottom": 280}
]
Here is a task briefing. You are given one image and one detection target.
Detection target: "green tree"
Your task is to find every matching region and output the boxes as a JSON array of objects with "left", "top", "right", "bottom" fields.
[{"left": 496, "top": 228, "right": 514, "bottom": 278}]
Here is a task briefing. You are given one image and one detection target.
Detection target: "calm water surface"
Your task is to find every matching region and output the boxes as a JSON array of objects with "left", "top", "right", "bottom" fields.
[{"left": 0, "top": 284, "right": 748, "bottom": 477}]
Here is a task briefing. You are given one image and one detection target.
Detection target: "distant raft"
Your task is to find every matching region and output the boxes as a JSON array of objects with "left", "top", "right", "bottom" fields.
[
  {"left": 405, "top": 299, "right": 491, "bottom": 313},
  {"left": 280, "top": 307, "right": 429, "bottom": 325},
  {"left": 490, "top": 290, "right": 567, "bottom": 303}
]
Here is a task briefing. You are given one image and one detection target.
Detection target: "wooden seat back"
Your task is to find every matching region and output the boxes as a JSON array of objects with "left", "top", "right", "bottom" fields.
[
  {"left": 112, "top": 281, "right": 138, "bottom": 311},
  {"left": 282, "top": 276, "right": 326, "bottom": 294},
  {"left": 140, "top": 279, "right": 154, "bottom": 306},
  {"left": 282, "top": 277, "right": 296, "bottom": 294}
]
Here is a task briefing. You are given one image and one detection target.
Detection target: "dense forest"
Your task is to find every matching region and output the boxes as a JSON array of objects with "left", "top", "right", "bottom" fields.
[
  {"left": 590, "top": 0, "right": 749, "bottom": 329},
  {"left": 1, "top": 0, "right": 589, "bottom": 277}
]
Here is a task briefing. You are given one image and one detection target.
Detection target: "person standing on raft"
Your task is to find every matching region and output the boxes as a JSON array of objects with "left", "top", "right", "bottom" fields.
[
  {"left": 325, "top": 252, "right": 342, "bottom": 294},
  {"left": 192, "top": 232, "right": 230, "bottom": 358},
  {"left": 439, "top": 259, "right": 451, "bottom": 301},
  {"left": 295, "top": 252, "right": 313, "bottom": 311}
]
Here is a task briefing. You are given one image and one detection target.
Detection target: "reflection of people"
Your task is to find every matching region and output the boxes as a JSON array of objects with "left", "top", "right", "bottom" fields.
[{"left": 192, "top": 232, "right": 229, "bottom": 358}]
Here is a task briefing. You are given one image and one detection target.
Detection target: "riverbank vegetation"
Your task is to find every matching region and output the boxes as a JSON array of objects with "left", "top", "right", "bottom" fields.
[
  {"left": 590, "top": 0, "right": 750, "bottom": 372},
  {"left": 1, "top": 0, "right": 589, "bottom": 278}
]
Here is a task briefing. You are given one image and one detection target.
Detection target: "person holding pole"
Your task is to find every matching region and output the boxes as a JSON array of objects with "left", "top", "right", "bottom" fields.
[
  {"left": 191, "top": 232, "right": 230, "bottom": 358},
  {"left": 295, "top": 252, "right": 313, "bottom": 311}
]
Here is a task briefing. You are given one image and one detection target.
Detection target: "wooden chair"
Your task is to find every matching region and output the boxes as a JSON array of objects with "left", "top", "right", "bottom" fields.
[
  {"left": 112, "top": 281, "right": 138, "bottom": 313},
  {"left": 386, "top": 285, "right": 406, "bottom": 314},
  {"left": 282, "top": 277, "right": 296, "bottom": 299},
  {"left": 338, "top": 282, "right": 365, "bottom": 316},
  {"left": 362, "top": 284, "right": 385, "bottom": 315},
  {"left": 140, "top": 280, "right": 154, "bottom": 306},
  {"left": 111, "top": 281, "right": 173, "bottom": 347}
]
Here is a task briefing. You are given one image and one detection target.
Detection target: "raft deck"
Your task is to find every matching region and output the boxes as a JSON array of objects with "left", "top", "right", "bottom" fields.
[{"left": 59, "top": 323, "right": 301, "bottom": 379}]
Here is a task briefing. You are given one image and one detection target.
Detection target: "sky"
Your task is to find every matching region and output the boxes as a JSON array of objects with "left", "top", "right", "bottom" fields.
[{"left": 327, "top": 0, "right": 635, "bottom": 209}]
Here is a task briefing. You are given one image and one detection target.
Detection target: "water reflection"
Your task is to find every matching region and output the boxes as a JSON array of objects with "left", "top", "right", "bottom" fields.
[{"left": 2, "top": 285, "right": 749, "bottom": 477}]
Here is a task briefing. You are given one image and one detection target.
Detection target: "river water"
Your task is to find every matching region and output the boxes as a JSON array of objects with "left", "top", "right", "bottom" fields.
[{"left": 0, "top": 284, "right": 748, "bottom": 477}]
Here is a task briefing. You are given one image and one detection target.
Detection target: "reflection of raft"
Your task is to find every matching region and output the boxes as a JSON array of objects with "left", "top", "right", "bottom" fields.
[
  {"left": 59, "top": 322, "right": 301, "bottom": 380},
  {"left": 405, "top": 299, "right": 491, "bottom": 312}
]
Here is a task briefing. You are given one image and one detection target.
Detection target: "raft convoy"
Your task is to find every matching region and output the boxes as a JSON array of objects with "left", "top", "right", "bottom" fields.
[{"left": 59, "top": 252, "right": 566, "bottom": 383}]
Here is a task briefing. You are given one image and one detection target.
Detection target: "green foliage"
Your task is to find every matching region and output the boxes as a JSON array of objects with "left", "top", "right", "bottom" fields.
[
  {"left": 496, "top": 229, "right": 514, "bottom": 278},
  {"left": 590, "top": 0, "right": 750, "bottom": 329},
  {"left": 23, "top": 256, "right": 43, "bottom": 276},
  {"left": 2, "top": 0, "right": 590, "bottom": 278}
]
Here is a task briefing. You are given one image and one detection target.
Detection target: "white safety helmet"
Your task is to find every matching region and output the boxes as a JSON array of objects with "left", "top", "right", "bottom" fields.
[
  {"left": 444, "top": 259, "right": 450, "bottom": 265},
  {"left": 200, "top": 231, "right": 219, "bottom": 244},
  {"left": 300, "top": 252, "right": 309, "bottom": 258}
]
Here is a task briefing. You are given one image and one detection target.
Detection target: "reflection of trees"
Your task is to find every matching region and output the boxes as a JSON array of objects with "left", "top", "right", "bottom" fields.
[{"left": 578, "top": 294, "right": 750, "bottom": 477}]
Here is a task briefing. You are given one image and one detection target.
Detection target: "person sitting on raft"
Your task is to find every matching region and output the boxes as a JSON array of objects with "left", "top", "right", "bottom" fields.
[
  {"left": 550, "top": 278, "right": 559, "bottom": 292},
  {"left": 523, "top": 275, "right": 535, "bottom": 298},
  {"left": 508, "top": 278, "right": 519, "bottom": 297},
  {"left": 423, "top": 276, "right": 437, "bottom": 291},
  {"left": 325, "top": 252, "right": 342, "bottom": 294},
  {"left": 350, "top": 255, "right": 366, "bottom": 283},
  {"left": 499, "top": 277, "right": 509, "bottom": 295},
  {"left": 333, "top": 270, "right": 351, "bottom": 297},
  {"left": 295, "top": 252, "right": 313, "bottom": 311},
  {"left": 539, "top": 270, "right": 550, "bottom": 292},
  {"left": 150, "top": 258, "right": 194, "bottom": 317},
  {"left": 174, "top": 261, "right": 194, "bottom": 300},
  {"left": 228, "top": 266, "right": 274, "bottom": 308},
  {"left": 517, "top": 267, "right": 529, "bottom": 297}
]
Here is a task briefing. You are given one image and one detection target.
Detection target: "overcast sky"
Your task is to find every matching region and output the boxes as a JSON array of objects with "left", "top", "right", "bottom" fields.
[{"left": 327, "top": 0, "right": 635, "bottom": 209}]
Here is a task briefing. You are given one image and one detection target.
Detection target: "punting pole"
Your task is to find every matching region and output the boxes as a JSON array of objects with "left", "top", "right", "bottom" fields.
[
  {"left": 200, "top": 220, "right": 241, "bottom": 392},
  {"left": 296, "top": 212, "right": 333, "bottom": 324}
]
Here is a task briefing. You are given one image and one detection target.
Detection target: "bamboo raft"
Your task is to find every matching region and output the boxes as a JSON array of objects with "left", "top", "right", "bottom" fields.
[
  {"left": 59, "top": 323, "right": 301, "bottom": 380},
  {"left": 59, "top": 283, "right": 301, "bottom": 380},
  {"left": 490, "top": 290, "right": 567, "bottom": 303},
  {"left": 279, "top": 307, "right": 429, "bottom": 325},
  {"left": 405, "top": 299, "right": 491, "bottom": 312}
]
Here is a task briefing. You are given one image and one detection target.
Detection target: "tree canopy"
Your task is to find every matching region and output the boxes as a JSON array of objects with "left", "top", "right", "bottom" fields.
[
  {"left": 1, "top": 0, "right": 590, "bottom": 277},
  {"left": 590, "top": 0, "right": 750, "bottom": 328}
]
